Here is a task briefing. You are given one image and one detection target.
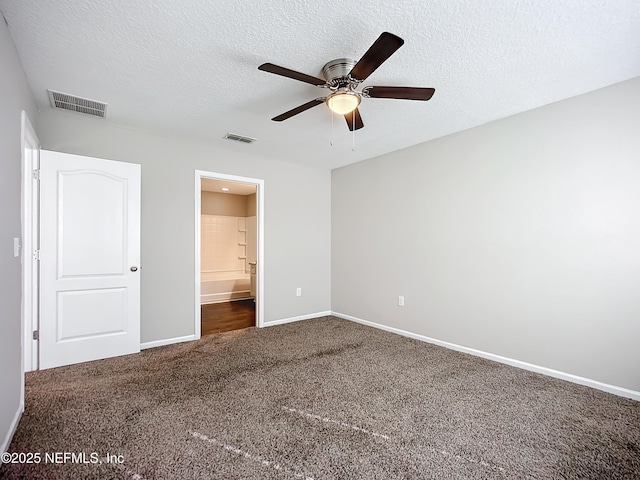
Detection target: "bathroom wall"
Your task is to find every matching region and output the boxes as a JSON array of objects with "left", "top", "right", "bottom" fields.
[
  {"left": 246, "top": 193, "right": 257, "bottom": 264},
  {"left": 246, "top": 215, "right": 257, "bottom": 265},
  {"left": 246, "top": 193, "right": 257, "bottom": 217},
  {"left": 202, "top": 191, "right": 247, "bottom": 216}
]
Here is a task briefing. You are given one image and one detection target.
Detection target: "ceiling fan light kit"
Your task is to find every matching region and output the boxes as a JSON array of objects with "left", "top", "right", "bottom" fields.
[
  {"left": 258, "top": 32, "right": 435, "bottom": 132},
  {"left": 326, "top": 91, "right": 361, "bottom": 115}
]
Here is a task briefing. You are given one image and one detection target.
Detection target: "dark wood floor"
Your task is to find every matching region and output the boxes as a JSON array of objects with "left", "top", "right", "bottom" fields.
[{"left": 201, "top": 299, "right": 256, "bottom": 335}]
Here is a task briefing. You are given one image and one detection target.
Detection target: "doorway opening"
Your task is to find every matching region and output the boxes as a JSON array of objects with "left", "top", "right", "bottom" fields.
[{"left": 194, "top": 170, "right": 264, "bottom": 338}]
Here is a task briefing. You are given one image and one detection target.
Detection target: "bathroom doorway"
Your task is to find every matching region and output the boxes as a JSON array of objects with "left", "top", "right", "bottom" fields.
[{"left": 194, "top": 170, "right": 264, "bottom": 337}]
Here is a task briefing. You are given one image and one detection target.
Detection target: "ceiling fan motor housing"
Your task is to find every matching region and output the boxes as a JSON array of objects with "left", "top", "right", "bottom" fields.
[{"left": 322, "top": 58, "right": 358, "bottom": 87}]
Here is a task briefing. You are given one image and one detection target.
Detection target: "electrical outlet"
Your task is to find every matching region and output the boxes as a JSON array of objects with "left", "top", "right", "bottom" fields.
[
  {"left": 398, "top": 295, "right": 405, "bottom": 307},
  {"left": 296, "top": 287, "right": 302, "bottom": 297}
]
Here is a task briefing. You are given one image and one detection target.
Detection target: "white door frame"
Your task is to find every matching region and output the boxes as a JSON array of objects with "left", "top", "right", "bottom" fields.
[
  {"left": 21, "top": 111, "right": 39, "bottom": 373},
  {"left": 194, "top": 170, "right": 265, "bottom": 337}
]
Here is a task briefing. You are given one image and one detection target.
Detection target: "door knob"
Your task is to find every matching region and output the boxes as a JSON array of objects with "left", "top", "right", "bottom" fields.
[{"left": 130, "top": 266, "right": 138, "bottom": 272}]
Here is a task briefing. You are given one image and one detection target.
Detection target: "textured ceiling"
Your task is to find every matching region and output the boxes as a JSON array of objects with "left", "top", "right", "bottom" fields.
[
  {"left": 2, "top": 0, "right": 639, "bottom": 170},
  {"left": 201, "top": 179, "right": 256, "bottom": 195}
]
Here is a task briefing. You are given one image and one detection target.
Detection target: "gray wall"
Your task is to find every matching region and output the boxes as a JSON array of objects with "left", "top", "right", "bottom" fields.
[
  {"left": 332, "top": 77, "right": 640, "bottom": 392},
  {"left": 37, "top": 110, "right": 331, "bottom": 342},
  {"left": 0, "top": 19, "right": 37, "bottom": 449}
]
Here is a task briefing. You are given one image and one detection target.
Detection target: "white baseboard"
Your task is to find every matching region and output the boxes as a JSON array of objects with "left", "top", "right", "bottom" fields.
[
  {"left": 141, "top": 310, "right": 332, "bottom": 347},
  {"left": 1, "top": 401, "right": 23, "bottom": 454},
  {"left": 262, "top": 311, "right": 332, "bottom": 328},
  {"left": 140, "top": 334, "right": 196, "bottom": 350},
  {"left": 332, "top": 311, "right": 640, "bottom": 402}
]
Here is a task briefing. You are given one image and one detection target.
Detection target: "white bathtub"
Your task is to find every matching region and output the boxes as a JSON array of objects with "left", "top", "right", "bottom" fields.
[{"left": 201, "top": 270, "right": 252, "bottom": 304}]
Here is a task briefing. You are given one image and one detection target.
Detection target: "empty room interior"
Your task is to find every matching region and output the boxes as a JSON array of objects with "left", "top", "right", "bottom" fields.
[{"left": 1, "top": 1, "right": 639, "bottom": 478}]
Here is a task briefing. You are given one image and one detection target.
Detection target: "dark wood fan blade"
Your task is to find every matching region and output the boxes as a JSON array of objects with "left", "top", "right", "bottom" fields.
[
  {"left": 344, "top": 108, "right": 364, "bottom": 131},
  {"left": 365, "top": 86, "right": 435, "bottom": 101},
  {"left": 272, "top": 98, "right": 325, "bottom": 122},
  {"left": 349, "top": 32, "right": 404, "bottom": 81},
  {"left": 258, "top": 63, "right": 326, "bottom": 86}
]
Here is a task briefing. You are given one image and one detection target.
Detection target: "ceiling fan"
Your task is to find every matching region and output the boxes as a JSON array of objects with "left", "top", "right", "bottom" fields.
[{"left": 258, "top": 32, "right": 435, "bottom": 131}]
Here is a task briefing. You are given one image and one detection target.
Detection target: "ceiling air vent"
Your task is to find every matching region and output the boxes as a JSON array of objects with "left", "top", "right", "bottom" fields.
[
  {"left": 224, "top": 133, "right": 256, "bottom": 144},
  {"left": 47, "top": 90, "right": 107, "bottom": 118}
]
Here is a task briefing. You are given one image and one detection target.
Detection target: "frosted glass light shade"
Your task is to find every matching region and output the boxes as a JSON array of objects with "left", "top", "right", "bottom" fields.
[{"left": 326, "top": 92, "right": 361, "bottom": 115}]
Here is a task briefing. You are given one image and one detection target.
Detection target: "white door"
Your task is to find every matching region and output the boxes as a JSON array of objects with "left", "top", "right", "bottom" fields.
[{"left": 39, "top": 150, "right": 141, "bottom": 369}]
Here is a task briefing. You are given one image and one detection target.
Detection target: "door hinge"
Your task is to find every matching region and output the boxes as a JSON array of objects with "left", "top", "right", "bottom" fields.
[
  {"left": 33, "top": 249, "right": 40, "bottom": 261},
  {"left": 32, "top": 169, "right": 40, "bottom": 180},
  {"left": 32, "top": 330, "right": 39, "bottom": 341}
]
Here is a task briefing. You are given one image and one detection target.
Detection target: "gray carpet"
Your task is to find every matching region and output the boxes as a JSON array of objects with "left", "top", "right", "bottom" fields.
[{"left": 2, "top": 316, "right": 639, "bottom": 479}]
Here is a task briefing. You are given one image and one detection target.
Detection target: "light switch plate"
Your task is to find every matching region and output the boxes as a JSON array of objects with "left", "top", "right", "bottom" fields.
[{"left": 13, "top": 237, "right": 21, "bottom": 257}]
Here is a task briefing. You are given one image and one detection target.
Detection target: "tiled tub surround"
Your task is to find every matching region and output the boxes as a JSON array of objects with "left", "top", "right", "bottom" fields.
[
  {"left": 201, "top": 270, "right": 251, "bottom": 304},
  {"left": 200, "top": 215, "right": 255, "bottom": 304}
]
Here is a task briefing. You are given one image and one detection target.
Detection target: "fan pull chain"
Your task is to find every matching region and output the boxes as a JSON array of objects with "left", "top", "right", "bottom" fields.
[
  {"left": 352, "top": 109, "right": 355, "bottom": 152},
  {"left": 330, "top": 110, "right": 334, "bottom": 146}
]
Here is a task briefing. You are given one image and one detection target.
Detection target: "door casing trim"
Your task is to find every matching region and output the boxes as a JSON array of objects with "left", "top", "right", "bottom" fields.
[
  {"left": 194, "top": 170, "right": 265, "bottom": 338},
  {"left": 21, "top": 111, "right": 39, "bottom": 373}
]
